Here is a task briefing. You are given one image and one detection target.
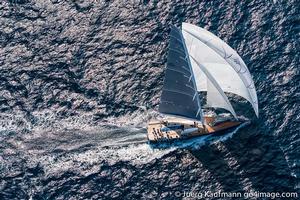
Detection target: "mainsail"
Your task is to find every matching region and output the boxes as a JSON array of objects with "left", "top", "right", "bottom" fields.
[
  {"left": 158, "top": 26, "right": 203, "bottom": 122},
  {"left": 182, "top": 23, "right": 259, "bottom": 117}
]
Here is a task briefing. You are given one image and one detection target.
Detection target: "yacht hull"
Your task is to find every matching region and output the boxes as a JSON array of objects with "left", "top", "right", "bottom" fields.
[{"left": 147, "top": 117, "right": 242, "bottom": 144}]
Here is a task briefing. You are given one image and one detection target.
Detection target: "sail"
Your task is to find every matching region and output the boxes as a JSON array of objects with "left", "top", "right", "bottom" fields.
[
  {"left": 158, "top": 26, "right": 203, "bottom": 122},
  {"left": 189, "top": 56, "right": 237, "bottom": 119},
  {"left": 182, "top": 23, "right": 259, "bottom": 117}
]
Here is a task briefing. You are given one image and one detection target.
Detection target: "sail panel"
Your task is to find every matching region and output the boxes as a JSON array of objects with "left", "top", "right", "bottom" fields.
[
  {"left": 203, "top": 63, "right": 251, "bottom": 102},
  {"left": 164, "top": 69, "right": 194, "bottom": 95},
  {"left": 167, "top": 49, "right": 190, "bottom": 72},
  {"left": 160, "top": 90, "right": 200, "bottom": 120},
  {"left": 190, "top": 56, "right": 207, "bottom": 91},
  {"left": 207, "top": 80, "right": 232, "bottom": 113},
  {"left": 190, "top": 56, "right": 237, "bottom": 119},
  {"left": 182, "top": 23, "right": 258, "bottom": 117},
  {"left": 159, "top": 26, "right": 202, "bottom": 121}
]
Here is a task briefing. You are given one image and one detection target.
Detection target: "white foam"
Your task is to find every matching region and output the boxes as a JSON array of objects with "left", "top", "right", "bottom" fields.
[
  {"left": 31, "top": 142, "right": 175, "bottom": 175},
  {"left": 1, "top": 108, "right": 250, "bottom": 177},
  {"left": 0, "top": 108, "right": 162, "bottom": 134}
]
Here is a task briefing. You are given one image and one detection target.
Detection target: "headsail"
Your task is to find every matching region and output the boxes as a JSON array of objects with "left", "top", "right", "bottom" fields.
[
  {"left": 189, "top": 55, "right": 238, "bottom": 119},
  {"left": 182, "top": 23, "right": 259, "bottom": 117},
  {"left": 159, "top": 26, "right": 203, "bottom": 122}
]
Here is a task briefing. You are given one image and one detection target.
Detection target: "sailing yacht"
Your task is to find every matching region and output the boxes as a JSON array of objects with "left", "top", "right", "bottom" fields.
[{"left": 147, "top": 23, "right": 258, "bottom": 143}]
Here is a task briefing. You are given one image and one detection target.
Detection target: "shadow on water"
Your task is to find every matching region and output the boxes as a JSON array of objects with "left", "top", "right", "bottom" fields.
[{"left": 188, "top": 123, "right": 298, "bottom": 195}]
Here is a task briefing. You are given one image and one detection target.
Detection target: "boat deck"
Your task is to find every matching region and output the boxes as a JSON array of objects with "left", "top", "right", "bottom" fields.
[{"left": 147, "top": 118, "right": 241, "bottom": 143}]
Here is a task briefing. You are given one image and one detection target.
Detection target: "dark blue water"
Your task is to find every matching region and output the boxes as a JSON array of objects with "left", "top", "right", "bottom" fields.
[{"left": 0, "top": 0, "right": 299, "bottom": 199}]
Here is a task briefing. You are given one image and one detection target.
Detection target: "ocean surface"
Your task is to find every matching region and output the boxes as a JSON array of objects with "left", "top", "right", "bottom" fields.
[{"left": 0, "top": 0, "right": 299, "bottom": 199}]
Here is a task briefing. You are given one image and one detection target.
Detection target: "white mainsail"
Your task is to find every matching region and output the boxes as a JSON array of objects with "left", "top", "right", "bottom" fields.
[{"left": 182, "top": 23, "right": 259, "bottom": 117}]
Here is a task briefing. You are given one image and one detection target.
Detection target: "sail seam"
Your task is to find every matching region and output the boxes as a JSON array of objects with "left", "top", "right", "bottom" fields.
[
  {"left": 169, "top": 46, "right": 185, "bottom": 56},
  {"left": 162, "top": 88, "right": 195, "bottom": 99},
  {"left": 167, "top": 67, "right": 191, "bottom": 77},
  {"left": 169, "top": 35, "right": 185, "bottom": 47}
]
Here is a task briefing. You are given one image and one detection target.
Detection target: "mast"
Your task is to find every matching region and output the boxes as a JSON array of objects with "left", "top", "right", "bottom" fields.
[{"left": 178, "top": 28, "right": 204, "bottom": 124}]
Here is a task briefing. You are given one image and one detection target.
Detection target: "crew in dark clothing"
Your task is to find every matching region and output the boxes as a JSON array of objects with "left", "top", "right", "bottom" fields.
[{"left": 152, "top": 128, "right": 157, "bottom": 138}]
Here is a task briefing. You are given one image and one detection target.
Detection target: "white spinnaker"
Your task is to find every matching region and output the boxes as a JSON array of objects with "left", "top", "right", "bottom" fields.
[
  {"left": 182, "top": 23, "right": 259, "bottom": 117},
  {"left": 184, "top": 31, "right": 243, "bottom": 117}
]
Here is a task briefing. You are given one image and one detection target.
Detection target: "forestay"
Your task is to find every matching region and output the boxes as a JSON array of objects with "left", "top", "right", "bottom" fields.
[{"left": 182, "top": 23, "right": 258, "bottom": 117}]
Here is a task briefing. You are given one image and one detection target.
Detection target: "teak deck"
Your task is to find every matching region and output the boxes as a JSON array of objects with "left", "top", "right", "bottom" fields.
[{"left": 147, "top": 117, "right": 241, "bottom": 143}]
